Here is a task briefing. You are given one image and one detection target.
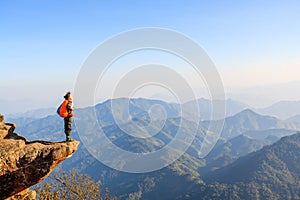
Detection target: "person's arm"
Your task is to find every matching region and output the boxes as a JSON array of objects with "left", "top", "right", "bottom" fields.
[
  {"left": 67, "top": 101, "right": 73, "bottom": 111},
  {"left": 66, "top": 101, "right": 74, "bottom": 117}
]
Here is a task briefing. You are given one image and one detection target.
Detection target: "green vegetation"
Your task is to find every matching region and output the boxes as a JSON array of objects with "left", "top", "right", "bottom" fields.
[{"left": 34, "top": 169, "right": 117, "bottom": 200}]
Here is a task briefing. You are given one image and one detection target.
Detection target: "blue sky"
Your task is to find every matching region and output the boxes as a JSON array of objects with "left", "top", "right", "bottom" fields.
[{"left": 1, "top": 1, "right": 300, "bottom": 113}]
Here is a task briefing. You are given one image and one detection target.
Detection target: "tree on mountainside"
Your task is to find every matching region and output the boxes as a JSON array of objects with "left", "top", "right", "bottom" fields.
[{"left": 34, "top": 168, "right": 117, "bottom": 200}]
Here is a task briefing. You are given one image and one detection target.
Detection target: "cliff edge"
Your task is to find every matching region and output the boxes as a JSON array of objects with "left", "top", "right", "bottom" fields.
[{"left": 0, "top": 114, "right": 79, "bottom": 199}]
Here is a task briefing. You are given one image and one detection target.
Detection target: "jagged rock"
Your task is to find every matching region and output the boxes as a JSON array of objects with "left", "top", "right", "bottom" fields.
[{"left": 0, "top": 115, "right": 79, "bottom": 199}]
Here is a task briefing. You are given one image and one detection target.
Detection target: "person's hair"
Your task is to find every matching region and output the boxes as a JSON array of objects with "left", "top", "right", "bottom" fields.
[{"left": 64, "top": 92, "right": 71, "bottom": 100}]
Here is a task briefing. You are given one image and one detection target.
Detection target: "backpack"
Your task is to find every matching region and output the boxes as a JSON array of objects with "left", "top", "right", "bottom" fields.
[
  {"left": 57, "top": 100, "right": 69, "bottom": 118},
  {"left": 56, "top": 104, "right": 62, "bottom": 116}
]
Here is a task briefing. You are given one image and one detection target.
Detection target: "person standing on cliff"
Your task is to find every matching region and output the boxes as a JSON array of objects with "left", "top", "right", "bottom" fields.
[{"left": 57, "top": 92, "right": 74, "bottom": 142}]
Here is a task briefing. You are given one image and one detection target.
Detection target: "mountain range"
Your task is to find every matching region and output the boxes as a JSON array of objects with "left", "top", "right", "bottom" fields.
[
  {"left": 255, "top": 100, "right": 300, "bottom": 119},
  {"left": 195, "top": 133, "right": 300, "bottom": 200},
  {"left": 200, "top": 134, "right": 270, "bottom": 174},
  {"left": 11, "top": 98, "right": 300, "bottom": 199},
  {"left": 201, "top": 109, "right": 300, "bottom": 140},
  {"left": 7, "top": 98, "right": 300, "bottom": 123}
]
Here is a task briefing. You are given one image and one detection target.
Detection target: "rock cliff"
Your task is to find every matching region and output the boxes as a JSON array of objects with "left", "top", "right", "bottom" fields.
[{"left": 0, "top": 114, "right": 79, "bottom": 199}]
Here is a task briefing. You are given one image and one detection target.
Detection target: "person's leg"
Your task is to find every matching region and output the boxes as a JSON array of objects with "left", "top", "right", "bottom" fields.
[{"left": 64, "top": 117, "right": 72, "bottom": 141}]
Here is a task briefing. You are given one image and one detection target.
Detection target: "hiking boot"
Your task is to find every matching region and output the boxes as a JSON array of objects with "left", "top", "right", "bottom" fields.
[{"left": 66, "top": 136, "right": 73, "bottom": 142}]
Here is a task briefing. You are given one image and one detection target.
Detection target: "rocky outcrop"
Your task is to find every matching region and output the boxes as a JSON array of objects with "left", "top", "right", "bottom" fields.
[{"left": 0, "top": 114, "right": 79, "bottom": 199}]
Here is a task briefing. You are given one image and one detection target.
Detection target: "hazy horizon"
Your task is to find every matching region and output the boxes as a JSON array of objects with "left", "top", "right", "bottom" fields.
[{"left": 2, "top": 90, "right": 300, "bottom": 116}]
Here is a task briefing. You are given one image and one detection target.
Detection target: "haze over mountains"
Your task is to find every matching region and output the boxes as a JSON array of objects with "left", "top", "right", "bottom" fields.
[
  {"left": 8, "top": 97, "right": 300, "bottom": 199},
  {"left": 286, "top": 114, "right": 300, "bottom": 123},
  {"left": 255, "top": 100, "right": 300, "bottom": 119},
  {"left": 202, "top": 109, "right": 300, "bottom": 140},
  {"left": 6, "top": 97, "right": 300, "bottom": 122}
]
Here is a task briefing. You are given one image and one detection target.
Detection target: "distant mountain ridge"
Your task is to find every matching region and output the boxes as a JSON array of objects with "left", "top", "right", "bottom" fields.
[
  {"left": 5, "top": 97, "right": 300, "bottom": 122},
  {"left": 256, "top": 100, "right": 300, "bottom": 119},
  {"left": 7, "top": 107, "right": 56, "bottom": 119},
  {"left": 183, "top": 98, "right": 250, "bottom": 120},
  {"left": 202, "top": 109, "right": 300, "bottom": 140},
  {"left": 6, "top": 107, "right": 56, "bottom": 127},
  {"left": 7, "top": 97, "right": 249, "bottom": 126},
  {"left": 286, "top": 114, "right": 300, "bottom": 123}
]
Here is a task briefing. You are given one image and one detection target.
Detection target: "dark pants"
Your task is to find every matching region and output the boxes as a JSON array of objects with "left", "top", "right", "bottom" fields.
[{"left": 64, "top": 117, "right": 72, "bottom": 136}]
